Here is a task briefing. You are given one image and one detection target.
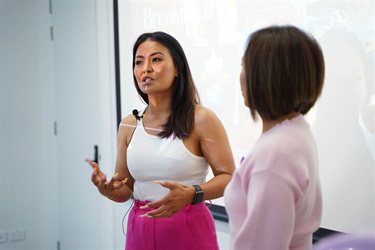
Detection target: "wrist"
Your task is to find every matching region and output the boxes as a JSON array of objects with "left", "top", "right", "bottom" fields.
[{"left": 191, "top": 185, "right": 204, "bottom": 204}]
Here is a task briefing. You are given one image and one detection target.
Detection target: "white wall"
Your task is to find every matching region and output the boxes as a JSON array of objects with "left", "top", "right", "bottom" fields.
[
  {"left": 0, "top": 0, "right": 122, "bottom": 249},
  {"left": 0, "top": 1, "right": 58, "bottom": 249}
]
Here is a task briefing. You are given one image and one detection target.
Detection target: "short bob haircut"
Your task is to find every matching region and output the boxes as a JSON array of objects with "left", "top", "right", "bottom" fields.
[
  {"left": 243, "top": 25, "right": 325, "bottom": 121},
  {"left": 132, "top": 31, "right": 200, "bottom": 138}
]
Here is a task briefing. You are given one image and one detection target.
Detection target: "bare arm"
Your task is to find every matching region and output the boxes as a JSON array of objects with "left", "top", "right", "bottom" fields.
[{"left": 194, "top": 105, "right": 236, "bottom": 200}]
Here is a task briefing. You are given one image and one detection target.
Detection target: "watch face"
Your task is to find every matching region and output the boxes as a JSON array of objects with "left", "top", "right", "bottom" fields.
[
  {"left": 194, "top": 190, "right": 204, "bottom": 203},
  {"left": 192, "top": 185, "right": 204, "bottom": 204}
]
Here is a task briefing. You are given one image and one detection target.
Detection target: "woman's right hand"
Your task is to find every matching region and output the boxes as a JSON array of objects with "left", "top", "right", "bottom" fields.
[{"left": 86, "top": 158, "right": 127, "bottom": 199}]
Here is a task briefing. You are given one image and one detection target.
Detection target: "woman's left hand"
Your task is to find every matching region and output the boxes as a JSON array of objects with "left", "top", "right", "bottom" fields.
[{"left": 139, "top": 181, "right": 195, "bottom": 218}]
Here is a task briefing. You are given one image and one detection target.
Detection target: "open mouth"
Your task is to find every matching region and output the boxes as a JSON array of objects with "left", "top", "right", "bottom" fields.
[{"left": 142, "top": 76, "right": 153, "bottom": 83}]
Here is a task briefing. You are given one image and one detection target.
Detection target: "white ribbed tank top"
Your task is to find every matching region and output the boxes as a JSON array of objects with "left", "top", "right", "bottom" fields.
[{"left": 127, "top": 114, "right": 208, "bottom": 201}]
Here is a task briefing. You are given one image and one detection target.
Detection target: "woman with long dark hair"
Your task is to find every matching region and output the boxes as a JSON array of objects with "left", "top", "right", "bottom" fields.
[{"left": 88, "top": 31, "right": 235, "bottom": 250}]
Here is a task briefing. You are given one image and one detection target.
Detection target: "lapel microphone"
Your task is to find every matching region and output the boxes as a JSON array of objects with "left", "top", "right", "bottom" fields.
[{"left": 132, "top": 109, "right": 143, "bottom": 120}]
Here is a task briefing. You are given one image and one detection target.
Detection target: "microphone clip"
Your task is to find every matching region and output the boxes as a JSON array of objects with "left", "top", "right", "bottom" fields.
[{"left": 132, "top": 109, "right": 143, "bottom": 121}]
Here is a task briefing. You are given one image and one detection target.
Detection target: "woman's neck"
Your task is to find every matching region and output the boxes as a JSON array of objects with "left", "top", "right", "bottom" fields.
[{"left": 147, "top": 94, "right": 171, "bottom": 115}]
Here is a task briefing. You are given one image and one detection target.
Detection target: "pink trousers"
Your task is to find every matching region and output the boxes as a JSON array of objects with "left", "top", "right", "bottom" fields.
[{"left": 125, "top": 200, "right": 220, "bottom": 250}]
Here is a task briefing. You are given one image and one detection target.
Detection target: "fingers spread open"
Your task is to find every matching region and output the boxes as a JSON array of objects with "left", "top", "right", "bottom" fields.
[
  {"left": 107, "top": 173, "right": 118, "bottom": 187},
  {"left": 97, "top": 174, "right": 107, "bottom": 188},
  {"left": 114, "top": 177, "right": 128, "bottom": 189}
]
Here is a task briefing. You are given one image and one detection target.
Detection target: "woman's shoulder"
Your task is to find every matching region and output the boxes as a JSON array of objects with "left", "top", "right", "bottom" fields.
[
  {"left": 193, "top": 105, "right": 225, "bottom": 135},
  {"left": 118, "top": 113, "right": 138, "bottom": 144},
  {"left": 194, "top": 105, "right": 219, "bottom": 124},
  {"left": 120, "top": 113, "right": 137, "bottom": 127}
]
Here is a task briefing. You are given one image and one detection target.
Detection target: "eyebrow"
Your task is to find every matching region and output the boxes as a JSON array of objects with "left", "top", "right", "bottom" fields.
[{"left": 135, "top": 51, "right": 165, "bottom": 59}]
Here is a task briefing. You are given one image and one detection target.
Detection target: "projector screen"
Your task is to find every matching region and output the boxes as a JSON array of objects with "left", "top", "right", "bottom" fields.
[{"left": 117, "top": 0, "right": 374, "bottom": 234}]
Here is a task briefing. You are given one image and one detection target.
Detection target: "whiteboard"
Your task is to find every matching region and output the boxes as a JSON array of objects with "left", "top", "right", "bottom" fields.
[{"left": 117, "top": 0, "right": 374, "bottom": 234}]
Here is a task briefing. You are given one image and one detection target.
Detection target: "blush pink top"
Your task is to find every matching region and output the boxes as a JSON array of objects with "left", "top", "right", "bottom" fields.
[{"left": 224, "top": 115, "right": 322, "bottom": 250}]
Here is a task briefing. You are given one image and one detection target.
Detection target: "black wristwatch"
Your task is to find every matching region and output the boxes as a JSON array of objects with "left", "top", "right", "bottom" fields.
[{"left": 192, "top": 185, "right": 204, "bottom": 204}]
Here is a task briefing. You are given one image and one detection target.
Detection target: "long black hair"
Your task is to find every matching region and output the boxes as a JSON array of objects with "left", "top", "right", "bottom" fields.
[{"left": 132, "top": 31, "right": 200, "bottom": 138}]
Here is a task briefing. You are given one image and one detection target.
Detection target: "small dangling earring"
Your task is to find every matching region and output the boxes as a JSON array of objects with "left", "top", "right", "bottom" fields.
[{"left": 175, "top": 74, "right": 178, "bottom": 77}]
